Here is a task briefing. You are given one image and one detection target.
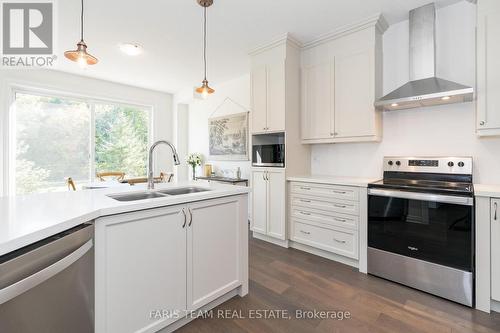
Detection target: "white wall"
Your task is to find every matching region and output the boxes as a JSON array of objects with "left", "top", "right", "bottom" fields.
[
  {"left": 311, "top": 1, "right": 500, "bottom": 184},
  {"left": 178, "top": 75, "right": 251, "bottom": 181},
  {"left": 0, "top": 69, "right": 174, "bottom": 195}
]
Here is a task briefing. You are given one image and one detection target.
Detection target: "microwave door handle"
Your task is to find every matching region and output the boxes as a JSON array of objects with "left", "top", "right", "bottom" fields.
[
  {"left": 0, "top": 239, "right": 93, "bottom": 305},
  {"left": 368, "top": 188, "right": 473, "bottom": 206}
]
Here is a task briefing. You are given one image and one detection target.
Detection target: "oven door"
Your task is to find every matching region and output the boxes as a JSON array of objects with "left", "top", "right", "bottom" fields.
[{"left": 368, "top": 188, "right": 474, "bottom": 271}]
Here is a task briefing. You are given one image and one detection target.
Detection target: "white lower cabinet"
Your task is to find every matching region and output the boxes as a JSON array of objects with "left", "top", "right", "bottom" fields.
[
  {"left": 251, "top": 169, "right": 286, "bottom": 240},
  {"left": 289, "top": 181, "right": 361, "bottom": 261},
  {"left": 251, "top": 170, "right": 268, "bottom": 234},
  {"left": 95, "top": 196, "right": 247, "bottom": 333},
  {"left": 187, "top": 198, "right": 241, "bottom": 310},
  {"left": 491, "top": 198, "right": 500, "bottom": 301},
  {"left": 292, "top": 221, "right": 358, "bottom": 259}
]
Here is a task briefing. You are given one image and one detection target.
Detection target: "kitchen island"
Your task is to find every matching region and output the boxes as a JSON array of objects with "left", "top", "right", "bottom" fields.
[{"left": 0, "top": 182, "right": 249, "bottom": 333}]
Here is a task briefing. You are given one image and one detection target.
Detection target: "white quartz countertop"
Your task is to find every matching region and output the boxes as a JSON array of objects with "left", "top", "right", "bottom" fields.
[
  {"left": 0, "top": 182, "right": 250, "bottom": 256},
  {"left": 474, "top": 184, "right": 500, "bottom": 198},
  {"left": 287, "top": 175, "right": 379, "bottom": 187}
]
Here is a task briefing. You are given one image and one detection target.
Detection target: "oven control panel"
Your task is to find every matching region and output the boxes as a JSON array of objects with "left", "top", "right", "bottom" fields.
[
  {"left": 383, "top": 157, "right": 473, "bottom": 175},
  {"left": 408, "top": 159, "right": 439, "bottom": 167}
]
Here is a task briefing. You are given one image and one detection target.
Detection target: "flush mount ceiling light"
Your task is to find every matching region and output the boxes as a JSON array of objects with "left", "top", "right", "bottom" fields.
[
  {"left": 195, "top": 0, "right": 215, "bottom": 99},
  {"left": 64, "top": 0, "right": 98, "bottom": 68},
  {"left": 119, "top": 43, "right": 144, "bottom": 56}
]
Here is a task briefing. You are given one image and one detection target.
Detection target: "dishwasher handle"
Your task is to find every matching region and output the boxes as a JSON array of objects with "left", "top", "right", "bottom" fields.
[{"left": 0, "top": 239, "right": 92, "bottom": 305}]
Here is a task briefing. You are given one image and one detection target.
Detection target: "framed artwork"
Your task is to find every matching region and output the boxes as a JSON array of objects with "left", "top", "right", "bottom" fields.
[{"left": 208, "top": 112, "right": 249, "bottom": 161}]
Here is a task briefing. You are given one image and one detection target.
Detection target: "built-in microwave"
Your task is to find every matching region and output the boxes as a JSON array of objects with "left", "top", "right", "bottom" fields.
[{"left": 252, "top": 133, "right": 285, "bottom": 167}]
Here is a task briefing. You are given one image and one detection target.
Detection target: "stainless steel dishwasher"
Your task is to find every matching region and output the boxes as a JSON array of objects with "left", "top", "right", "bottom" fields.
[{"left": 0, "top": 223, "right": 94, "bottom": 333}]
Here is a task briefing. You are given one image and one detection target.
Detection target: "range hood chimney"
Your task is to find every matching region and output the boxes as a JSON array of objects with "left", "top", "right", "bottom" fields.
[{"left": 375, "top": 3, "right": 473, "bottom": 111}]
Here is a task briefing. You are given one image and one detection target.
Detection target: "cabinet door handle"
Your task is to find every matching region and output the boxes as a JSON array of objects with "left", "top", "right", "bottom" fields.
[
  {"left": 480, "top": 121, "right": 485, "bottom": 126},
  {"left": 188, "top": 208, "right": 193, "bottom": 227},
  {"left": 495, "top": 202, "right": 498, "bottom": 221},
  {"left": 333, "top": 238, "right": 346, "bottom": 244},
  {"left": 300, "top": 230, "right": 311, "bottom": 235},
  {"left": 266, "top": 172, "right": 269, "bottom": 181},
  {"left": 181, "top": 209, "right": 187, "bottom": 228},
  {"left": 262, "top": 173, "right": 266, "bottom": 181}
]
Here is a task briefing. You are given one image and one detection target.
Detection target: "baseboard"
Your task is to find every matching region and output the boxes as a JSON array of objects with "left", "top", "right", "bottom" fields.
[
  {"left": 252, "top": 232, "right": 289, "bottom": 248},
  {"left": 289, "top": 240, "right": 359, "bottom": 269},
  {"left": 491, "top": 299, "right": 500, "bottom": 313},
  {"left": 157, "top": 289, "right": 240, "bottom": 333}
]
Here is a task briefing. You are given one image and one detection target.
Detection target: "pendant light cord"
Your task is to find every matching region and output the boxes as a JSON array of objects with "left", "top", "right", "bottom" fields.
[
  {"left": 80, "top": 0, "right": 84, "bottom": 41},
  {"left": 203, "top": 6, "right": 207, "bottom": 81}
]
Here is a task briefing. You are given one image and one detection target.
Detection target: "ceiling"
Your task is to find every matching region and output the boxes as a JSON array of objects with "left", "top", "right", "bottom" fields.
[{"left": 54, "top": 0, "right": 462, "bottom": 94}]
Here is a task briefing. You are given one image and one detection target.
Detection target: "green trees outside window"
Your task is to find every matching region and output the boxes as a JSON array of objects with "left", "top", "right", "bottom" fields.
[{"left": 14, "top": 92, "right": 150, "bottom": 195}]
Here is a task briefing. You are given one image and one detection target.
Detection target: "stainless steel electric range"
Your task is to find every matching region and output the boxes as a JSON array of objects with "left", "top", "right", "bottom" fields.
[{"left": 367, "top": 156, "right": 474, "bottom": 306}]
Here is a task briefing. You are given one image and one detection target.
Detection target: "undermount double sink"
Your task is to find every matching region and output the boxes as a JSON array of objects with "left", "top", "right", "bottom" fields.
[{"left": 108, "top": 186, "right": 211, "bottom": 202}]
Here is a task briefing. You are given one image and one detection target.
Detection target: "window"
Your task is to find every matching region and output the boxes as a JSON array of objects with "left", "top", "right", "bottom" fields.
[{"left": 12, "top": 92, "right": 151, "bottom": 195}]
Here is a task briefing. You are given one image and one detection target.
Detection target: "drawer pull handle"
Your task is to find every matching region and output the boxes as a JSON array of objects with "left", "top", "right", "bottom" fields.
[
  {"left": 300, "top": 211, "right": 311, "bottom": 216},
  {"left": 300, "top": 230, "right": 311, "bottom": 235},
  {"left": 334, "top": 218, "right": 347, "bottom": 222},
  {"left": 332, "top": 190, "right": 346, "bottom": 194},
  {"left": 300, "top": 199, "right": 311, "bottom": 203},
  {"left": 333, "top": 238, "right": 346, "bottom": 244},
  {"left": 334, "top": 204, "right": 347, "bottom": 208},
  {"left": 300, "top": 187, "right": 311, "bottom": 190}
]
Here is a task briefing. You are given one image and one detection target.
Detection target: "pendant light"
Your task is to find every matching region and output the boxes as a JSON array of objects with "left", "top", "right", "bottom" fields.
[
  {"left": 64, "top": 0, "right": 98, "bottom": 68},
  {"left": 195, "top": 0, "right": 215, "bottom": 99}
]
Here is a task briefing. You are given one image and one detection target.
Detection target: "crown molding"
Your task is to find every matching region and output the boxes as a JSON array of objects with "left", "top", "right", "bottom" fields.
[
  {"left": 248, "top": 33, "right": 302, "bottom": 56},
  {"left": 248, "top": 14, "right": 388, "bottom": 56},
  {"left": 302, "top": 13, "right": 388, "bottom": 50}
]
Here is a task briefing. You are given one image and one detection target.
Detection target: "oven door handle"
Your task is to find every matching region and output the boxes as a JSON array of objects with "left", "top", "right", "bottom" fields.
[{"left": 368, "top": 188, "right": 474, "bottom": 206}]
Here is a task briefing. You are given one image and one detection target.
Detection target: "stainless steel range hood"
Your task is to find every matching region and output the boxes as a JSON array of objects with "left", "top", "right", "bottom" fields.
[{"left": 375, "top": 3, "right": 474, "bottom": 111}]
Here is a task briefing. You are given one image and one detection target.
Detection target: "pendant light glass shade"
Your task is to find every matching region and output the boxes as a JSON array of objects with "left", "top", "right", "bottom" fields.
[
  {"left": 65, "top": 0, "right": 98, "bottom": 67},
  {"left": 64, "top": 41, "right": 98, "bottom": 68},
  {"left": 196, "top": 0, "right": 214, "bottom": 97},
  {"left": 196, "top": 79, "right": 215, "bottom": 99}
]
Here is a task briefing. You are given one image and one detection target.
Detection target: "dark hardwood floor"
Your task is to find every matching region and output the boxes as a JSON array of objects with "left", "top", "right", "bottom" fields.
[{"left": 178, "top": 235, "right": 500, "bottom": 333}]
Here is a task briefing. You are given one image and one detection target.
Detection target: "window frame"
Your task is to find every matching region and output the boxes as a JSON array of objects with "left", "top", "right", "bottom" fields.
[{"left": 5, "top": 85, "right": 153, "bottom": 195}]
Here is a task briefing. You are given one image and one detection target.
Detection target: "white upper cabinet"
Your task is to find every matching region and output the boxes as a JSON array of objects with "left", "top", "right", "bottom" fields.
[
  {"left": 250, "top": 60, "right": 286, "bottom": 133},
  {"left": 301, "top": 62, "right": 334, "bottom": 140},
  {"left": 267, "top": 60, "right": 286, "bottom": 131},
  {"left": 251, "top": 65, "right": 268, "bottom": 132},
  {"left": 300, "top": 16, "right": 386, "bottom": 144},
  {"left": 334, "top": 49, "right": 376, "bottom": 139},
  {"left": 477, "top": 0, "right": 500, "bottom": 136}
]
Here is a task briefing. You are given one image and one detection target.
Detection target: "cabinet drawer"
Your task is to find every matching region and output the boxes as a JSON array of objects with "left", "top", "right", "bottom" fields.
[
  {"left": 291, "top": 195, "right": 359, "bottom": 216},
  {"left": 291, "top": 206, "right": 358, "bottom": 230},
  {"left": 290, "top": 182, "right": 359, "bottom": 201},
  {"left": 292, "top": 221, "right": 358, "bottom": 259}
]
